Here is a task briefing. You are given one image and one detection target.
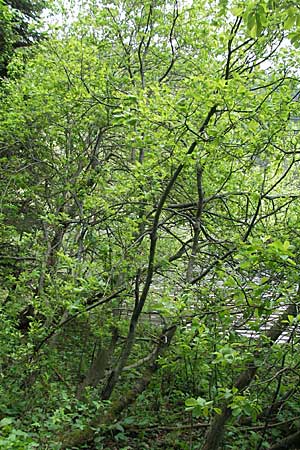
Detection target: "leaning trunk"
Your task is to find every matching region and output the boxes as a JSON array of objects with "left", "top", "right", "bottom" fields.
[
  {"left": 201, "top": 303, "right": 297, "bottom": 450},
  {"left": 59, "top": 325, "right": 176, "bottom": 449}
]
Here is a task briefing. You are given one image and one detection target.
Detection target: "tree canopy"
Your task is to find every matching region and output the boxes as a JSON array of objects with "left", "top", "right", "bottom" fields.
[{"left": 1, "top": 1, "right": 300, "bottom": 449}]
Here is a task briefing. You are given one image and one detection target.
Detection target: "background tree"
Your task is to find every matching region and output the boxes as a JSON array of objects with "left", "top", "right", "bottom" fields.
[{"left": 0, "top": 0, "right": 45, "bottom": 77}]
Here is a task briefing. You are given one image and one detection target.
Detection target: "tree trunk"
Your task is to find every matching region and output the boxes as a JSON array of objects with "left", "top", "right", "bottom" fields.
[
  {"left": 269, "top": 430, "right": 300, "bottom": 450},
  {"left": 201, "top": 303, "right": 297, "bottom": 450},
  {"left": 76, "top": 327, "right": 118, "bottom": 399},
  {"left": 186, "top": 164, "right": 203, "bottom": 283},
  {"left": 59, "top": 325, "right": 176, "bottom": 449}
]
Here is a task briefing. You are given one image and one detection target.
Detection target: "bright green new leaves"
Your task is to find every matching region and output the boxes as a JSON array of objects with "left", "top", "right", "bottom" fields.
[
  {"left": 231, "top": 0, "right": 300, "bottom": 43},
  {"left": 1, "top": 0, "right": 300, "bottom": 448},
  {"left": 231, "top": 1, "right": 269, "bottom": 37},
  {"left": 185, "top": 396, "right": 217, "bottom": 417},
  {"left": 246, "top": 2, "right": 268, "bottom": 38}
]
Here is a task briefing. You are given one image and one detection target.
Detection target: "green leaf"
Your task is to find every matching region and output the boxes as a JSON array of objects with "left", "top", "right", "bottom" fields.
[
  {"left": 185, "top": 398, "right": 198, "bottom": 407},
  {"left": 255, "top": 13, "right": 263, "bottom": 35},
  {"left": 232, "top": 407, "right": 242, "bottom": 416},
  {"left": 285, "top": 14, "right": 296, "bottom": 30},
  {"left": 247, "top": 12, "right": 257, "bottom": 38},
  {"left": 0, "top": 417, "right": 14, "bottom": 427},
  {"left": 289, "top": 32, "right": 300, "bottom": 47},
  {"left": 114, "top": 423, "right": 125, "bottom": 432},
  {"left": 231, "top": 6, "right": 244, "bottom": 16}
]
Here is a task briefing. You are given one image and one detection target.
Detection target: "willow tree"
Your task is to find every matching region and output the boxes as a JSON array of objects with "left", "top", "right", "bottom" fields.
[{"left": 1, "top": 0, "right": 300, "bottom": 448}]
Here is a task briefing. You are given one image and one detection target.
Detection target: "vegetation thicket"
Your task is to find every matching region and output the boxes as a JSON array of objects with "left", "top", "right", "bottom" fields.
[{"left": 1, "top": 1, "right": 300, "bottom": 449}]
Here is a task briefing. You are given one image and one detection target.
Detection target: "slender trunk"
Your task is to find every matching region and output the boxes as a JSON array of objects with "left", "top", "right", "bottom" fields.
[
  {"left": 186, "top": 164, "right": 203, "bottom": 282},
  {"left": 102, "top": 107, "right": 216, "bottom": 400},
  {"left": 269, "top": 430, "right": 300, "bottom": 450},
  {"left": 77, "top": 327, "right": 118, "bottom": 399},
  {"left": 201, "top": 303, "right": 297, "bottom": 450},
  {"left": 60, "top": 326, "right": 176, "bottom": 449}
]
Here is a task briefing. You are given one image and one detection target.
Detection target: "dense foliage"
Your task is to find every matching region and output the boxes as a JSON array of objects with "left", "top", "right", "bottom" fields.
[
  {"left": 1, "top": 0, "right": 300, "bottom": 449},
  {"left": 0, "top": 0, "right": 45, "bottom": 77}
]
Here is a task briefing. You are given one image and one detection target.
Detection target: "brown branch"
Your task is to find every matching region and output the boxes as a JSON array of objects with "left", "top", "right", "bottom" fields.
[
  {"left": 201, "top": 302, "right": 297, "bottom": 450},
  {"left": 186, "top": 163, "right": 204, "bottom": 282},
  {"left": 124, "top": 414, "right": 300, "bottom": 432},
  {"left": 59, "top": 326, "right": 177, "bottom": 449},
  {"left": 101, "top": 105, "right": 217, "bottom": 401},
  {"left": 225, "top": 16, "right": 242, "bottom": 80},
  {"left": 269, "top": 430, "right": 300, "bottom": 450},
  {"left": 33, "top": 288, "right": 126, "bottom": 354},
  {"left": 159, "top": 0, "right": 179, "bottom": 83}
]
